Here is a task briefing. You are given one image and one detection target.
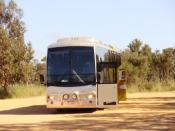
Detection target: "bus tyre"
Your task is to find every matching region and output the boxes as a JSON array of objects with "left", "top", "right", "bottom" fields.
[
  {"left": 56, "top": 109, "right": 64, "bottom": 113},
  {"left": 98, "top": 108, "right": 104, "bottom": 110}
]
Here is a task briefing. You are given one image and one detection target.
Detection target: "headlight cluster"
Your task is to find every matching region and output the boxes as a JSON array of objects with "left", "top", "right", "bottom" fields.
[
  {"left": 72, "top": 93, "right": 77, "bottom": 100},
  {"left": 63, "top": 94, "right": 69, "bottom": 100},
  {"left": 47, "top": 95, "right": 54, "bottom": 100},
  {"left": 47, "top": 95, "right": 56, "bottom": 104},
  {"left": 79, "top": 93, "right": 96, "bottom": 100},
  {"left": 62, "top": 93, "right": 78, "bottom": 100},
  {"left": 88, "top": 94, "right": 96, "bottom": 100},
  {"left": 88, "top": 94, "right": 93, "bottom": 99},
  {"left": 47, "top": 95, "right": 59, "bottom": 102}
]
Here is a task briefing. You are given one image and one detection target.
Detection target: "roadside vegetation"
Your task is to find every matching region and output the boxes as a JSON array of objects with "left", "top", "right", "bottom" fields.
[
  {"left": 120, "top": 39, "right": 175, "bottom": 93},
  {"left": 0, "top": 0, "right": 175, "bottom": 99},
  {"left": 0, "top": 0, "right": 46, "bottom": 99},
  {"left": 0, "top": 84, "right": 45, "bottom": 99},
  {"left": 127, "top": 79, "right": 175, "bottom": 93}
]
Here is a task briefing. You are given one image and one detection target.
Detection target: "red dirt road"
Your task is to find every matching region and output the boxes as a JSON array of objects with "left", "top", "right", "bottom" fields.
[{"left": 0, "top": 92, "right": 175, "bottom": 130}]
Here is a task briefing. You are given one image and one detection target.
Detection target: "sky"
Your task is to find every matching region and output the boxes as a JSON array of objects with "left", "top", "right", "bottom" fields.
[{"left": 14, "top": 0, "right": 175, "bottom": 60}]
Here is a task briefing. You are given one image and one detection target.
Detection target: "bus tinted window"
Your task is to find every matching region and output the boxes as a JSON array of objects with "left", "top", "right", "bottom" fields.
[
  {"left": 97, "top": 65, "right": 117, "bottom": 84},
  {"left": 47, "top": 49, "right": 69, "bottom": 75},
  {"left": 47, "top": 47, "right": 95, "bottom": 86},
  {"left": 71, "top": 48, "right": 95, "bottom": 74},
  {"left": 96, "top": 46, "right": 120, "bottom": 84}
]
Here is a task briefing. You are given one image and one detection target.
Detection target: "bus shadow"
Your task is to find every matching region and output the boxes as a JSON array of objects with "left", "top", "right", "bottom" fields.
[
  {"left": 0, "top": 105, "right": 96, "bottom": 115},
  {"left": 1, "top": 96, "right": 174, "bottom": 115},
  {"left": 0, "top": 105, "right": 51, "bottom": 115},
  {"left": 1, "top": 112, "right": 175, "bottom": 130}
]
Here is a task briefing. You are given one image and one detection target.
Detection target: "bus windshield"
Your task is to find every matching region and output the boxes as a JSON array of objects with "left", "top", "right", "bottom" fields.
[{"left": 47, "top": 47, "right": 95, "bottom": 86}]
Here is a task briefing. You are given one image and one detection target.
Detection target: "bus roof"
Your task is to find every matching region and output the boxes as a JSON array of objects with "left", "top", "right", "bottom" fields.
[{"left": 48, "top": 37, "right": 119, "bottom": 52}]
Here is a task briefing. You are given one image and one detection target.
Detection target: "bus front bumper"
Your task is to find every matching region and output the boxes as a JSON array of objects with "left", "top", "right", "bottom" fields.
[{"left": 47, "top": 99, "right": 96, "bottom": 109}]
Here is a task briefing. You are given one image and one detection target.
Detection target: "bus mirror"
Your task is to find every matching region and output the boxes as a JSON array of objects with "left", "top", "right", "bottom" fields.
[{"left": 40, "top": 74, "right": 45, "bottom": 84}]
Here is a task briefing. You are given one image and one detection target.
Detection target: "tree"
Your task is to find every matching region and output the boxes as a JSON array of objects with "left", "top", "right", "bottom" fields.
[
  {"left": 128, "top": 39, "right": 142, "bottom": 53},
  {"left": 162, "top": 48, "right": 175, "bottom": 79},
  {"left": 151, "top": 48, "right": 175, "bottom": 81},
  {"left": 0, "top": 0, "right": 35, "bottom": 93},
  {"left": 121, "top": 39, "right": 147, "bottom": 83},
  {"left": 22, "top": 42, "right": 35, "bottom": 84},
  {"left": 0, "top": 26, "right": 13, "bottom": 93},
  {"left": 41, "top": 56, "right": 47, "bottom": 62},
  {"left": 141, "top": 44, "right": 152, "bottom": 57},
  {"left": 34, "top": 56, "right": 46, "bottom": 83}
]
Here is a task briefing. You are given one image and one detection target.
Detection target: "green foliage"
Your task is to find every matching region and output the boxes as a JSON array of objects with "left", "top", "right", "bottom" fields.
[
  {"left": 0, "top": 26, "right": 13, "bottom": 93},
  {"left": 0, "top": 0, "right": 38, "bottom": 95},
  {"left": 121, "top": 38, "right": 175, "bottom": 92},
  {"left": 121, "top": 39, "right": 151, "bottom": 83},
  {"left": 41, "top": 56, "right": 47, "bottom": 62},
  {"left": 34, "top": 56, "right": 46, "bottom": 83},
  {"left": 128, "top": 39, "right": 142, "bottom": 52}
]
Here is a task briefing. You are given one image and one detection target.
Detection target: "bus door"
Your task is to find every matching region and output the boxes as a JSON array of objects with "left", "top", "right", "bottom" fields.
[{"left": 97, "top": 62, "right": 118, "bottom": 108}]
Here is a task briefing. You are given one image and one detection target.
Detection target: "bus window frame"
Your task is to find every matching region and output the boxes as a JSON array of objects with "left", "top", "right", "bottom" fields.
[{"left": 96, "top": 45, "right": 121, "bottom": 84}]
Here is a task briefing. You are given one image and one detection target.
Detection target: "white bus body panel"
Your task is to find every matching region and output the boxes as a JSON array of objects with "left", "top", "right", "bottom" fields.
[
  {"left": 47, "top": 85, "right": 97, "bottom": 108},
  {"left": 48, "top": 37, "right": 119, "bottom": 52},
  {"left": 98, "top": 84, "right": 118, "bottom": 108}
]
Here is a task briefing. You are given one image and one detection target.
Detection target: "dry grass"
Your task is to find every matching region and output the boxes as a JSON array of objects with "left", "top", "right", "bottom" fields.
[
  {"left": 0, "top": 84, "right": 45, "bottom": 99},
  {"left": 127, "top": 79, "right": 175, "bottom": 93}
]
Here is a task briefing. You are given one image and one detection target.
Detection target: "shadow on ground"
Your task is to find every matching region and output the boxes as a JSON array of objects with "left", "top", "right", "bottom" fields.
[
  {"left": 0, "top": 105, "right": 96, "bottom": 115},
  {"left": 0, "top": 96, "right": 174, "bottom": 115},
  {"left": 0, "top": 95, "right": 175, "bottom": 130},
  {"left": 0, "top": 112, "right": 175, "bottom": 130}
]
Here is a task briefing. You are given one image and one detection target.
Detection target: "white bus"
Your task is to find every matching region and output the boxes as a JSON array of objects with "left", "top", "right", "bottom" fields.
[{"left": 46, "top": 37, "right": 121, "bottom": 109}]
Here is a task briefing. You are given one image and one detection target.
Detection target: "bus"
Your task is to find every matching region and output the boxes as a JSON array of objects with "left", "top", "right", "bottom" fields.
[{"left": 46, "top": 37, "right": 121, "bottom": 109}]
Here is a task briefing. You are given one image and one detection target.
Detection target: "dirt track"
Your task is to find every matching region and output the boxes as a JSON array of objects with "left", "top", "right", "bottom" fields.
[{"left": 0, "top": 92, "right": 175, "bottom": 131}]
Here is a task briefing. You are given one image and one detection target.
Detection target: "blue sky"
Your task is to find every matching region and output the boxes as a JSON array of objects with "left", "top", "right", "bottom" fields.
[{"left": 15, "top": 0, "right": 175, "bottom": 60}]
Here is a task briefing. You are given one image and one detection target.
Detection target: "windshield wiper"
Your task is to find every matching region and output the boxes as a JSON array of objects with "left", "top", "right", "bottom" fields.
[{"left": 72, "top": 70, "right": 85, "bottom": 84}]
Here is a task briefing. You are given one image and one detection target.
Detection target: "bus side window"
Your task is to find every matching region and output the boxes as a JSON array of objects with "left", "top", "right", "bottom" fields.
[
  {"left": 97, "top": 66, "right": 117, "bottom": 84},
  {"left": 96, "top": 46, "right": 120, "bottom": 84}
]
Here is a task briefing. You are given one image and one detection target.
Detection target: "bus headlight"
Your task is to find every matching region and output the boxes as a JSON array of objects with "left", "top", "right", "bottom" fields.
[
  {"left": 63, "top": 94, "right": 69, "bottom": 100},
  {"left": 72, "top": 93, "right": 77, "bottom": 100},
  {"left": 88, "top": 94, "right": 93, "bottom": 99},
  {"left": 48, "top": 96, "right": 54, "bottom": 100},
  {"left": 88, "top": 94, "right": 96, "bottom": 100},
  {"left": 47, "top": 95, "right": 54, "bottom": 103}
]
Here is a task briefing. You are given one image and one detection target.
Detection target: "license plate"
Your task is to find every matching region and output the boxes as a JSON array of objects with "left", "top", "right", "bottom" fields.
[{"left": 67, "top": 101, "right": 75, "bottom": 104}]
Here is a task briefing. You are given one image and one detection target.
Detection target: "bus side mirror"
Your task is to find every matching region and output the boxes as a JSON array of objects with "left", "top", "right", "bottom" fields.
[{"left": 40, "top": 74, "right": 45, "bottom": 84}]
